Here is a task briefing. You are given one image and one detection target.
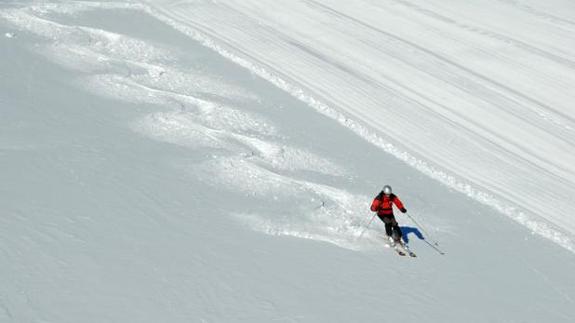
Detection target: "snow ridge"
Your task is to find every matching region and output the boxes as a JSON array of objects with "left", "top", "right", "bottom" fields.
[{"left": 141, "top": 2, "right": 575, "bottom": 253}]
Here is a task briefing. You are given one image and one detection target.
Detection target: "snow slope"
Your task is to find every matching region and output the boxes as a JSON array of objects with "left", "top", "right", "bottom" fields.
[
  {"left": 1, "top": 1, "right": 575, "bottom": 322},
  {"left": 144, "top": 0, "right": 575, "bottom": 250}
]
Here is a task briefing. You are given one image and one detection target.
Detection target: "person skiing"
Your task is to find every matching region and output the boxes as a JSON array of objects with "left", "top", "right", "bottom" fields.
[{"left": 370, "top": 185, "right": 407, "bottom": 245}]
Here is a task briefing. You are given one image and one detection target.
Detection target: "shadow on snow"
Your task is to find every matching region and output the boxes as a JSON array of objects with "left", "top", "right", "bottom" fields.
[{"left": 400, "top": 226, "right": 424, "bottom": 243}]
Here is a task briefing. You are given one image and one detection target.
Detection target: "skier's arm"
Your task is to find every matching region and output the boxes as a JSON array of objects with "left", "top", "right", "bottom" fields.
[
  {"left": 370, "top": 198, "right": 381, "bottom": 212},
  {"left": 393, "top": 195, "right": 407, "bottom": 213}
]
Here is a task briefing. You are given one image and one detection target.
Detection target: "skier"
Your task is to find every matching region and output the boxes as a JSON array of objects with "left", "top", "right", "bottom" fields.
[{"left": 370, "top": 185, "right": 407, "bottom": 245}]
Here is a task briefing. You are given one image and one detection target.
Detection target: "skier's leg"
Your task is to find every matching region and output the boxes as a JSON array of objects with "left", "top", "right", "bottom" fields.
[
  {"left": 385, "top": 223, "right": 393, "bottom": 237},
  {"left": 380, "top": 215, "right": 394, "bottom": 237},
  {"left": 393, "top": 224, "right": 403, "bottom": 239},
  {"left": 390, "top": 215, "right": 403, "bottom": 241}
]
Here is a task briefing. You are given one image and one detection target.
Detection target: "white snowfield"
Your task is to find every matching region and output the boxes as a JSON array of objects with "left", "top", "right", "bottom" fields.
[
  {"left": 144, "top": 0, "right": 575, "bottom": 249},
  {"left": 1, "top": 0, "right": 575, "bottom": 322}
]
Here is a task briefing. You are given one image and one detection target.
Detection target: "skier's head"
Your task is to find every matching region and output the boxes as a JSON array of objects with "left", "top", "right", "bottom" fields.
[{"left": 383, "top": 185, "right": 392, "bottom": 195}]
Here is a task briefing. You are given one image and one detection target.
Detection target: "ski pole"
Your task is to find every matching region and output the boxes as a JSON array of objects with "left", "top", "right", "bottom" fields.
[
  {"left": 405, "top": 212, "right": 440, "bottom": 246},
  {"left": 421, "top": 238, "right": 446, "bottom": 255},
  {"left": 357, "top": 214, "right": 377, "bottom": 240}
]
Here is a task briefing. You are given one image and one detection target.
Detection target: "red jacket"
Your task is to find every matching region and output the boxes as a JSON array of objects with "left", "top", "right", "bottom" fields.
[{"left": 371, "top": 193, "right": 405, "bottom": 216}]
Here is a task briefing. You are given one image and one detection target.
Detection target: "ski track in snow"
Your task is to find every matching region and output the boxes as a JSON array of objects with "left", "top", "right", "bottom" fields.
[
  {"left": 0, "top": 2, "right": 369, "bottom": 251},
  {"left": 5, "top": 2, "right": 575, "bottom": 322},
  {"left": 3, "top": 1, "right": 575, "bottom": 253},
  {"left": 137, "top": 0, "right": 575, "bottom": 252}
]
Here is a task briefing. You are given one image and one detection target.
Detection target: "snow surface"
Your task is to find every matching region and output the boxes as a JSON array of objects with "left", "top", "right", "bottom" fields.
[
  {"left": 143, "top": 0, "right": 575, "bottom": 251},
  {"left": 1, "top": 0, "right": 575, "bottom": 322}
]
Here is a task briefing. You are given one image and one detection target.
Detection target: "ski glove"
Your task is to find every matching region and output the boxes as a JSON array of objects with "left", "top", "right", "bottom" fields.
[{"left": 400, "top": 208, "right": 407, "bottom": 213}]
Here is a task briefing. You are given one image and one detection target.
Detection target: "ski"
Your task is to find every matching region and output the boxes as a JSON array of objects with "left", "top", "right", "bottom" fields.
[
  {"left": 383, "top": 235, "right": 416, "bottom": 257},
  {"left": 394, "top": 246, "right": 407, "bottom": 256},
  {"left": 400, "top": 242, "right": 417, "bottom": 257},
  {"left": 394, "top": 243, "right": 408, "bottom": 257},
  {"left": 390, "top": 240, "right": 416, "bottom": 257},
  {"left": 385, "top": 243, "right": 405, "bottom": 256}
]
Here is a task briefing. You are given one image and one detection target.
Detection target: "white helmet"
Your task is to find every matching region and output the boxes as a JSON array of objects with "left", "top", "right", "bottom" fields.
[{"left": 383, "top": 185, "right": 392, "bottom": 195}]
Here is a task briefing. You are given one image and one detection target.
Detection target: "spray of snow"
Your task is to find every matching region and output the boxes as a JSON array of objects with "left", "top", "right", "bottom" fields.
[{"left": 1, "top": 3, "right": 354, "bottom": 250}]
